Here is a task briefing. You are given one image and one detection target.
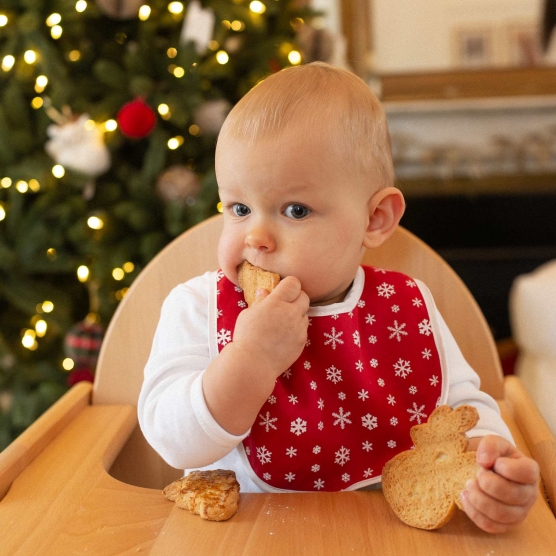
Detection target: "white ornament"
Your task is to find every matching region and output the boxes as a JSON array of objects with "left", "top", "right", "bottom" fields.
[
  {"left": 180, "top": 0, "right": 215, "bottom": 54},
  {"left": 45, "top": 115, "right": 110, "bottom": 177},
  {"left": 193, "top": 99, "right": 231, "bottom": 135}
]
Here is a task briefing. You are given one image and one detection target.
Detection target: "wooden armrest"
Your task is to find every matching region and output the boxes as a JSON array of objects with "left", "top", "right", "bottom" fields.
[
  {"left": 505, "top": 375, "right": 556, "bottom": 513},
  {"left": 0, "top": 381, "right": 92, "bottom": 500}
]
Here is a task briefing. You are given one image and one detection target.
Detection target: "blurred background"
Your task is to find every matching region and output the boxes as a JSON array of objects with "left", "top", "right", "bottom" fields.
[{"left": 1, "top": 0, "right": 555, "bottom": 448}]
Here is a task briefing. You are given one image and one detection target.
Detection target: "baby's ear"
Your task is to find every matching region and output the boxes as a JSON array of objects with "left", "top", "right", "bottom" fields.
[{"left": 363, "top": 187, "right": 405, "bottom": 249}]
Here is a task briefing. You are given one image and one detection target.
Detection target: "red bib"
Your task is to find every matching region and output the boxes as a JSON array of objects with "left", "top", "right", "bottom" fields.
[{"left": 216, "top": 266, "right": 444, "bottom": 491}]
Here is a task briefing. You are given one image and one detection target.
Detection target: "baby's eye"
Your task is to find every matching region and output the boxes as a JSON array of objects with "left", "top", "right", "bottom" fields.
[
  {"left": 231, "top": 203, "right": 251, "bottom": 217},
  {"left": 284, "top": 204, "right": 310, "bottom": 219}
]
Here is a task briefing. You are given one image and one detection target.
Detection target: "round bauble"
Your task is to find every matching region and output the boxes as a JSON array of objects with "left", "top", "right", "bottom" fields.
[
  {"left": 117, "top": 98, "right": 157, "bottom": 139},
  {"left": 156, "top": 165, "right": 201, "bottom": 204}
]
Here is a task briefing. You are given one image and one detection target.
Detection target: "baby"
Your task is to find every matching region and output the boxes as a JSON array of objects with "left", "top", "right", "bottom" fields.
[{"left": 139, "top": 62, "right": 539, "bottom": 533}]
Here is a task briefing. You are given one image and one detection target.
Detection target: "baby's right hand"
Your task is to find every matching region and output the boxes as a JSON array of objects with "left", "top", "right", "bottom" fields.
[{"left": 232, "top": 276, "right": 310, "bottom": 380}]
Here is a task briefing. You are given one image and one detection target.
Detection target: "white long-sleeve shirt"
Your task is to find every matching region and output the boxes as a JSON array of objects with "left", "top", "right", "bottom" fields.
[{"left": 138, "top": 267, "right": 513, "bottom": 492}]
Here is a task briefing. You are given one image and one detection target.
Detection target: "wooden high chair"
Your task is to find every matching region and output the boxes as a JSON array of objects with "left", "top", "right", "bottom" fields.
[{"left": 1, "top": 214, "right": 555, "bottom": 555}]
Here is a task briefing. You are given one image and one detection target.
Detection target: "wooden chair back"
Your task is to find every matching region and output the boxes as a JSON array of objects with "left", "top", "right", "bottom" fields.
[{"left": 93, "top": 214, "right": 503, "bottom": 488}]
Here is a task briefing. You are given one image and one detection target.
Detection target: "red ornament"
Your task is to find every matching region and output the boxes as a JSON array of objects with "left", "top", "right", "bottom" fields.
[{"left": 117, "top": 98, "right": 157, "bottom": 139}]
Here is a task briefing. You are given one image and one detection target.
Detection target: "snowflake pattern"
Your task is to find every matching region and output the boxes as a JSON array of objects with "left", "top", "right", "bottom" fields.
[{"left": 216, "top": 265, "right": 442, "bottom": 491}]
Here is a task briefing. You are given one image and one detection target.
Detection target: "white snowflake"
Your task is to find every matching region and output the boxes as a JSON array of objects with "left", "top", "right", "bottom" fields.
[
  {"left": 334, "top": 446, "right": 350, "bottom": 466},
  {"left": 331, "top": 314, "right": 339, "bottom": 320},
  {"left": 310, "top": 381, "right": 317, "bottom": 390},
  {"left": 365, "top": 314, "right": 376, "bottom": 325},
  {"left": 429, "top": 375, "right": 439, "bottom": 387},
  {"left": 412, "top": 298, "right": 423, "bottom": 308},
  {"left": 326, "top": 365, "right": 342, "bottom": 384},
  {"left": 388, "top": 320, "right": 408, "bottom": 342},
  {"left": 357, "top": 299, "right": 366, "bottom": 308},
  {"left": 324, "top": 327, "right": 344, "bottom": 349},
  {"left": 342, "top": 473, "right": 351, "bottom": 483},
  {"left": 375, "top": 268, "right": 387, "bottom": 274},
  {"left": 353, "top": 331, "right": 361, "bottom": 347},
  {"left": 306, "top": 339, "right": 311, "bottom": 347},
  {"left": 285, "top": 472, "right": 295, "bottom": 482},
  {"left": 217, "top": 309, "right": 223, "bottom": 318},
  {"left": 406, "top": 279, "right": 416, "bottom": 288},
  {"left": 387, "top": 440, "right": 397, "bottom": 449},
  {"left": 387, "top": 394, "right": 396, "bottom": 405},
  {"left": 216, "top": 270, "right": 224, "bottom": 281},
  {"left": 216, "top": 288, "right": 220, "bottom": 296},
  {"left": 314, "top": 479, "right": 325, "bottom": 490},
  {"left": 422, "top": 348, "right": 432, "bottom": 360},
  {"left": 408, "top": 403, "right": 427, "bottom": 424},
  {"left": 245, "top": 446, "right": 251, "bottom": 456},
  {"left": 288, "top": 394, "right": 299, "bottom": 404},
  {"left": 390, "top": 417, "right": 398, "bottom": 426},
  {"left": 312, "top": 464, "right": 320, "bottom": 473},
  {"left": 370, "top": 359, "right": 379, "bottom": 368},
  {"left": 304, "top": 361, "right": 311, "bottom": 370},
  {"left": 377, "top": 377, "right": 385, "bottom": 386},
  {"left": 318, "top": 421, "right": 324, "bottom": 430},
  {"left": 290, "top": 418, "right": 307, "bottom": 436},
  {"left": 216, "top": 328, "right": 232, "bottom": 346},
  {"left": 393, "top": 358, "right": 412, "bottom": 378},
  {"left": 282, "top": 368, "right": 292, "bottom": 379},
  {"left": 332, "top": 407, "right": 352, "bottom": 429},
  {"left": 391, "top": 305, "right": 400, "bottom": 313},
  {"left": 377, "top": 282, "right": 396, "bottom": 298},
  {"left": 258, "top": 411, "right": 278, "bottom": 432},
  {"left": 368, "top": 335, "right": 377, "bottom": 344},
  {"left": 318, "top": 398, "right": 324, "bottom": 410},
  {"left": 268, "top": 395, "right": 277, "bottom": 404},
  {"left": 356, "top": 360, "right": 364, "bottom": 372},
  {"left": 263, "top": 473, "right": 271, "bottom": 480},
  {"left": 363, "top": 468, "right": 374, "bottom": 478},
  {"left": 313, "top": 445, "right": 321, "bottom": 454},
  {"left": 234, "top": 285, "right": 243, "bottom": 292},
  {"left": 286, "top": 446, "right": 297, "bottom": 458},
  {"left": 409, "top": 385, "right": 417, "bottom": 395},
  {"left": 238, "top": 300, "right": 247, "bottom": 308},
  {"left": 418, "top": 319, "right": 433, "bottom": 336},
  {"left": 348, "top": 311, "right": 354, "bottom": 318},
  {"left": 358, "top": 389, "right": 369, "bottom": 401},
  {"left": 338, "top": 392, "right": 347, "bottom": 401},
  {"left": 362, "top": 413, "right": 378, "bottom": 430},
  {"left": 257, "top": 446, "right": 272, "bottom": 464},
  {"left": 362, "top": 441, "right": 373, "bottom": 452}
]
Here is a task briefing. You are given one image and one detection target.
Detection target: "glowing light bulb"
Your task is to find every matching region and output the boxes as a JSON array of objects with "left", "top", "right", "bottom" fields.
[
  {"left": 52, "top": 165, "right": 65, "bottom": 178},
  {"left": 24, "top": 50, "right": 37, "bottom": 64},
  {"left": 32, "top": 97, "right": 44, "bottom": 109},
  {"left": 231, "top": 20, "right": 244, "bottom": 31},
  {"left": 0, "top": 15, "right": 8, "bottom": 27},
  {"left": 16, "top": 181, "right": 29, "bottom": 193},
  {"left": 123, "top": 262, "right": 135, "bottom": 273},
  {"left": 41, "top": 301, "right": 54, "bottom": 313},
  {"left": 2, "top": 55, "right": 15, "bottom": 72},
  {"left": 167, "top": 136, "right": 183, "bottom": 150},
  {"left": 189, "top": 124, "right": 201, "bottom": 136},
  {"left": 28, "top": 179, "right": 40, "bottom": 192},
  {"left": 51, "top": 25, "right": 63, "bottom": 39},
  {"left": 87, "top": 216, "right": 104, "bottom": 230},
  {"left": 0, "top": 203, "right": 5, "bottom": 221},
  {"left": 138, "top": 5, "right": 151, "bottom": 20},
  {"left": 249, "top": 1, "right": 266, "bottom": 14},
  {"left": 167, "top": 47, "right": 177, "bottom": 58},
  {"left": 35, "top": 319, "right": 47, "bottom": 337},
  {"left": 47, "top": 248, "right": 57, "bottom": 260},
  {"left": 22, "top": 331, "right": 38, "bottom": 350},
  {"left": 46, "top": 14, "right": 62, "bottom": 27},
  {"left": 216, "top": 50, "right": 229, "bottom": 64},
  {"left": 112, "top": 268, "right": 125, "bottom": 281},
  {"left": 104, "top": 119, "right": 117, "bottom": 131},
  {"left": 62, "top": 358, "right": 75, "bottom": 371},
  {"left": 288, "top": 50, "right": 302, "bottom": 65},
  {"left": 158, "top": 104, "right": 170, "bottom": 116},
  {"left": 77, "top": 265, "right": 89, "bottom": 282},
  {"left": 168, "top": 2, "right": 184, "bottom": 15},
  {"left": 35, "top": 75, "right": 48, "bottom": 92},
  {"left": 1, "top": 177, "right": 11, "bottom": 188},
  {"left": 69, "top": 50, "right": 81, "bottom": 61},
  {"left": 173, "top": 66, "right": 185, "bottom": 78},
  {"left": 75, "top": 0, "right": 87, "bottom": 12}
]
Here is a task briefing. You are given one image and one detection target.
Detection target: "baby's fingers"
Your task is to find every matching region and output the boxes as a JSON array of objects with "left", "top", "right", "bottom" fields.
[
  {"left": 476, "top": 468, "right": 537, "bottom": 507},
  {"left": 492, "top": 456, "right": 540, "bottom": 486}
]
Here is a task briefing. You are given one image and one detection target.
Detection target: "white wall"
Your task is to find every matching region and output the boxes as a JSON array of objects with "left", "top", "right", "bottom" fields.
[{"left": 372, "top": 0, "right": 543, "bottom": 73}]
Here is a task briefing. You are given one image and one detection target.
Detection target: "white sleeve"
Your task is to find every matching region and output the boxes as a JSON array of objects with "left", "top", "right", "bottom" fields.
[
  {"left": 137, "top": 272, "right": 249, "bottom": 470},
  {"left": 416, "top": 280, "right": 514, "bottom": 444}
]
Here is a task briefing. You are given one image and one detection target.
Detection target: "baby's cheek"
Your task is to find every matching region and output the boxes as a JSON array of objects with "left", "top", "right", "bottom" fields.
[{"left": 217, "top": 233, "right": 242, "bottom": 285}]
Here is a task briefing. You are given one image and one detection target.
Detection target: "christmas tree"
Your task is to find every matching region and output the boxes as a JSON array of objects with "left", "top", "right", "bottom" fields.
[{"left": 0, "top": 0, "right": 320, "bottom": 449}]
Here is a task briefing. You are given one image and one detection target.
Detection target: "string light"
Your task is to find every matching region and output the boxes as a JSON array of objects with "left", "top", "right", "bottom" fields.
[
  {"left": 52, "top": 165, "right": 65, "bottom": 178},
  {"left": 28, "top": 179, "right": 40, "bottom": 192},
  {"left": 2, "top": 55, "right": 15, "bottom": 72},
  {"left": 35, "top": 75, "right": 48, "bottom": 93},
  {"left": 104, "top": 119, "right": 117, "bottom": 131},
  {"left": 32, "top": 97, "right": 44, "bottom": 109},
  {"left": 167, "top": 136, "right": 184, "bottom": 150},
  {"left": 0, "top": 15, "right": 8, "bottom": 27},
  {"left": 35, "top": 319, "right": 48, "bottom": 337},
  {"left": 51, "top": 25, "right": 63, "bottom": 39},
  {"left": 189, "top": 124, "right": 201, "bottom": 136},
  {"left": 22, "top": 330, "right": 38, "bottom": 351},
  {"left": 112, "top": 268, "right": 125, "bottom": 281},
  {"left": 41, "top": 301, "right": 54, "bottom": 313},
  {"left": 69, "top": 50, "right": 81, "bottom": 61},
  {"left": 46, "top": 13, "right": 62, "bottom": 26},
  {"left": 75, "top": 0, "right": 87, "bottom": 12},
  {"left": 167, "top": 47, "right": 178, "bottom": 58},
  {"left": 77, "top": 265, "right": 89, "bottom": 282},
  {"left": 62, "top": 358, "right": 74, "bottom": 371},
  {"left": 249, "top": 1, "right": 266, "bottom": 14},
  {"left": 123, "top": 262, "right": 135, "bottom": 273},
  {"left": 288, "top": 50, "right": 302, "bottom": 65},
  {"left": 231, "top": 21, "right": 244, "bottom": 31},
  {"left": 1, "top": 178, "right": 12, "bottom": 188},
  {"left": 173, "top": 66, "right": 185, "bottom": 78},
  {"left": 15, "top": 181, "right": 29, "bottom": 193},
  {"left": 0, "top": 202, "right": 5, "bottom": 221},
  {"left": 138, "top": 5, "right": 151, "bottom": 20},
  {"left": 158, "top": 103, "right": 170, "bottom": 116},
  {"left": 115, "top": 287, "right": 129, "bottom": 300},
  {"left": 46, "top": 248, "right": 57, "bottom": 260},
  {"left": 87, "top": 216, "right": 104, "bottom": 229},
  {"left": 168, "top": 2, "right": 184, "bottom": 15},
  {"left": 216, "top": 50, "right": 229, "bottom": 64}
]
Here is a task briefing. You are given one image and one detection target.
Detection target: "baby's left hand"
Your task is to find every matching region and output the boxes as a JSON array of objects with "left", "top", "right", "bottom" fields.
[{"left": 460, "top": 435, "right": 540, "bottom": 533}]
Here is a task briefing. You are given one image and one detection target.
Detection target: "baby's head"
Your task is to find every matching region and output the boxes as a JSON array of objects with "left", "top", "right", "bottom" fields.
[{"left": 216, "top": 62, "right": 404, "bottom": 305}]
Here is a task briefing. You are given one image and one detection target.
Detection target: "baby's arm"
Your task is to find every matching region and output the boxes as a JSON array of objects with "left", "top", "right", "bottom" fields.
[{"left": 202, "top": 276, "right": 310, "bottom": 435}]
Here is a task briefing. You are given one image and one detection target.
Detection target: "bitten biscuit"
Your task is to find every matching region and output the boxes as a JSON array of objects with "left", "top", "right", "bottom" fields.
[
  {"left": 237, "top": 260, "right": 281, "bottom": 307},
  {"left": 163, "top": 469, "right": 240, "bottom": 521},
  {"left": 382, "top": 405, "right": 479, "bottom": 530}
]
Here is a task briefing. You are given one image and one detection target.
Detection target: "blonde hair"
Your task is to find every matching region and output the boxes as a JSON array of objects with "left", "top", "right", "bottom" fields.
[{"left": 218, "top": 62, "right": 394, "bottom": 188}]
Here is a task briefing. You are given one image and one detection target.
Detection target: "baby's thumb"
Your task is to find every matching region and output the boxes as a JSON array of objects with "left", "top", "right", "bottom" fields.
[{"left": 252, "top": 287, "right": 270, "bottom": 304}]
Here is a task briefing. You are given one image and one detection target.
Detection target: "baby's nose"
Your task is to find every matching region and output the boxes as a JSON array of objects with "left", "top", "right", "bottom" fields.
[{"left": 245, "top": 225, "right": 276, "bottom": 252}]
